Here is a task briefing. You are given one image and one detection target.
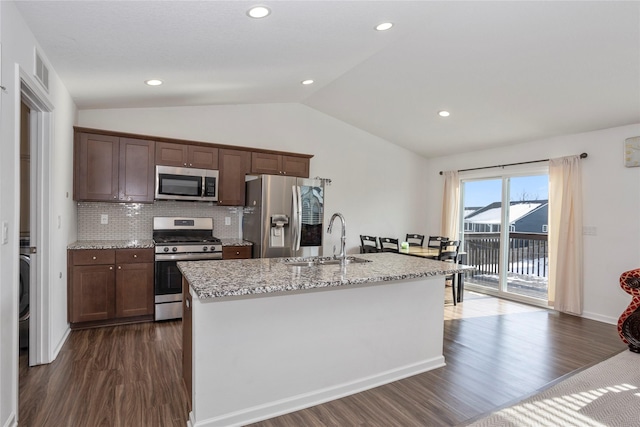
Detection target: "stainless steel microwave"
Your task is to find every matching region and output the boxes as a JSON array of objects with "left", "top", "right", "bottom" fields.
[{"left": 155, "top": 165, "right": 219, "bottom": 202}]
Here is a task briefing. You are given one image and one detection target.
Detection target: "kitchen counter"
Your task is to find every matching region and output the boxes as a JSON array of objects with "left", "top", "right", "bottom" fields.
[
  {"left": 219, "top": 238, "right": 252, "bottom": 246},
  {"left": 179, "top": 252, "right": 470, "bottom": 299},
  {"left": 68, "top": 238, "right": 250, "bottom": 250},
  {"left": 181, "top": 253, "right": 468, "bottom": 426},
  {"left": 67, "top": 239, "right": 154, "bottom": 250}
]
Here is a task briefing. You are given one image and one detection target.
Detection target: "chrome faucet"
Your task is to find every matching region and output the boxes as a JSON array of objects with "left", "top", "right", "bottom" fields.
[{"left": 327, "top": 213, "right": 346, "bottom": 263}]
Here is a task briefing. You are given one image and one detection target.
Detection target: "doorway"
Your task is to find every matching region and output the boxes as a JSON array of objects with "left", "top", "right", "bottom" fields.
[
  {"left": 19, "top": 101, "right": 31, "bottom": 351},
  {"left": 20, "top": 76, "right": 53, "bottom": 366},
  {"left": 461, "top": 169, "right": 550, "bottom": 306}
]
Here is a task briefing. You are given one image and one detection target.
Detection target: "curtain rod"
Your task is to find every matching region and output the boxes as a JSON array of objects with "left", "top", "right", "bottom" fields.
[{"left": 438, "top": 152, "right": 588, "bottom": 175}]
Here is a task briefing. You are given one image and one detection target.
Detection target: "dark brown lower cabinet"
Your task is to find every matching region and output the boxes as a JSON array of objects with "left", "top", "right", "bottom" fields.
[
  {"left": 70, "top": 264, "right": 116, "bottom": 323},
  {"left": 68, "top": 248, "right": 154, "bottom": 329},
  {"left": 222, "top": 245, "right": 252, "bottom": 259},
  {"left": 115, "top": 262, "right": 154, "bottom": 318}
]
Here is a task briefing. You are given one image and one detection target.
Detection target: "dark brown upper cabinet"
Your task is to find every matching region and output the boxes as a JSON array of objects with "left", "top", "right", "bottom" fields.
[
  {"left": 74, "top": 132, "right": 155, "bottom": 203},
  {"left": 250, "top": 152, "right": 310, "bottom": 178},
  {"left": 156, "top": 141, "right": 219, "bottom": 170},
  {"left": 218, "top": 149, "right": 251, "bottom": 206}
]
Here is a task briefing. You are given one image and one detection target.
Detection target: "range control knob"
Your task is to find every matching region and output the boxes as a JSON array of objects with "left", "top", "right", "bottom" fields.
[
  {"left": 210, "top": 246, "right": 216, "bottom": 252},
  {"left": 163, "top": 247, "right": 169, "bottom": 253},
  {"left": 172, "top": 247, "right": 178, "bottom": 252},
  {"left": 203, "top": 246, "right": 208, "bottom": 251}
]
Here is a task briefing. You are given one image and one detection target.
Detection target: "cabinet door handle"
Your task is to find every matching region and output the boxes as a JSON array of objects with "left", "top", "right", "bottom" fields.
[
  {"left": 118, "top": 266, "right": 122, "bottom": 270},
  {"left": 236, "top": 251, "right": 240, "bottom": 255},
  {"left": 185, "top": 298, "right": 191, "bottom": 310},
  {"left": 113, "top": 195, "right": 117, "bottom": 199},
  {"left": 92, "top": 256, "right": 97, "bottom": 260},
  {"left": 133, "top": 254, "right": 138, "bottom": 258},
  {"left": 109, "top": 266, "right": 113, "bottom": 270}
]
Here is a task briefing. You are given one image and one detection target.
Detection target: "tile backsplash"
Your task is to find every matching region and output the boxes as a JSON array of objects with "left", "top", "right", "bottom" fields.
[{"left": 77, "top": 201, "right": 242, "bottom": 240}]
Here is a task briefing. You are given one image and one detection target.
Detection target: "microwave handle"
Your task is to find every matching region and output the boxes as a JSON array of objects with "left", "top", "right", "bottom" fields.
[{"left": 201, "top": 176, "right": 205, "bottom": 198}]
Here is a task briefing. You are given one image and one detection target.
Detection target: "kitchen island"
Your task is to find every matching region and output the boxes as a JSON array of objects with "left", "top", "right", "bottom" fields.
[{"left": 179, "top": 252, "right": 471, "bottom": 427}]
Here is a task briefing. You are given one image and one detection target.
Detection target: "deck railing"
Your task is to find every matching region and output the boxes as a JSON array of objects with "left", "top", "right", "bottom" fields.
[{"left": 463, "top": 232, "right": 549, "bottom": 280}]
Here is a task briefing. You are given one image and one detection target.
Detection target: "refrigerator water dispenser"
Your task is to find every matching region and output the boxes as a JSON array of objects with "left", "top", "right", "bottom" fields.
[{"left": 270, "top": 214, "right": 289, "bottom": 248}]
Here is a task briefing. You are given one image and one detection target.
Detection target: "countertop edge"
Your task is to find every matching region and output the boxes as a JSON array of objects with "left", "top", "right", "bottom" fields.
[
  {"left": 68, "top": 238, "right": 253, "bottom": 250},
  {"left": 179, "top": 253, "right": 473, "bottom": 300},
  {"left": 67, "top": 240, "right": 155, "bottom": 250}
]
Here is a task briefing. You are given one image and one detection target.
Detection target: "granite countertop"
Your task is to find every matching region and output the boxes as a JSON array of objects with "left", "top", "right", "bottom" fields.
[
  {"left": 68, "top": 238, "right": 251, "bottom": 250},
  {"left": 179, "top": 252, "right": 474, "bottom": 300},
  {"left": 220, "top": 238, "right": 253, "bottom": 246},
  {"left": 68, "top": 239, "right": 155, "bottom": 250}
]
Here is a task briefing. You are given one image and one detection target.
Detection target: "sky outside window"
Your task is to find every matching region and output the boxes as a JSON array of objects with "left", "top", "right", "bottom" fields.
[{"left": 464, "top": 175, "right": 549, "bottom": 207}]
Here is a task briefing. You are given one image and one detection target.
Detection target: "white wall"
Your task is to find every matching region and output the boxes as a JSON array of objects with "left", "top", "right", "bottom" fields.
[
  {"left": 0, "top": 2, "right": 77, "bottom": 426},
  {"left": 425, "top": 123, "right": 640, "bottom": 324},
  {"left": 78, "top": 104, "right": 430, "bottom": 255},
  {"left": 80, "top": 110, "right": 640, "bottom": 324}
]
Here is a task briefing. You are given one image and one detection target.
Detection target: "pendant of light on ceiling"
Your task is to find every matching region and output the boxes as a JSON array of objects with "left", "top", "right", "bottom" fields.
[
  {"left": 247, "top": 5, "right": 271, "bottom": 19},
  {"left": 375, "top": 22, "right": 393, "bottom": 31}
]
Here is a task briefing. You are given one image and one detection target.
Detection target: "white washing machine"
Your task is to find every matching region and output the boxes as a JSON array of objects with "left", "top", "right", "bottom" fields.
[{"left": 19, "top": 243, "right": 30, "bottom": 349}]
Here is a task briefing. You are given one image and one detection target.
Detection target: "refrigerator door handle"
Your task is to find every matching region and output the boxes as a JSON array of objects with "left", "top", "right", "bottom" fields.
[
  {"left": 293, "top": 185, "right": 303, "bottom": 252},
  {"left": 291, "top": 185, "right": 299, "bottom": 253}
]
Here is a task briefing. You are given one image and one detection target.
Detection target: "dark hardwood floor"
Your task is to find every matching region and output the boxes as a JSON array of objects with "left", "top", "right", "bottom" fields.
[
  {"left": 19, "top": 293, "right": 626, "bottom": 426},
  {"left": 19, "top": 322, "right": 188, "bottom": 427}
]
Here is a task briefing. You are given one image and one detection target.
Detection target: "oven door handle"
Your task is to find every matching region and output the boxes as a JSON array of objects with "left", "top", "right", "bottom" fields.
[{"left": 155, "top": 253, "right": 222, "bottom": 261}]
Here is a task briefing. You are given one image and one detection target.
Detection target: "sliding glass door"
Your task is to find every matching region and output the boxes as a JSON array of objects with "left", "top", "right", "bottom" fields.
[{"left": 461, "top": 170, "right": 549, "bottom": 304}]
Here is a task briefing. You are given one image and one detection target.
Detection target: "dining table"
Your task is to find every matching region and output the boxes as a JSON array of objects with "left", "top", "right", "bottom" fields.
[
  {"left": 398, "top": 246, "right": 467, "bottom": 302},
  {"left": 399, "top": 246, "right": 440, "bottom": 258}
]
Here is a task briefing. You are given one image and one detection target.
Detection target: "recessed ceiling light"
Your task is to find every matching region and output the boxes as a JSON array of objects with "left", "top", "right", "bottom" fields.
[
  {"left": 301, "top": 79, "right": 314, "bottom": 85},
  {"left": 438, "top": 110, "right": 450, "bottom": 117},
  {"left": 375, "top": 22, "right": 393, "bottom": 31},
  {"left": 247, "top": 6, "right": 271, "bottom": 19},
  {"left": 145, "top": 79, "right": 163, "bottom": 86}
]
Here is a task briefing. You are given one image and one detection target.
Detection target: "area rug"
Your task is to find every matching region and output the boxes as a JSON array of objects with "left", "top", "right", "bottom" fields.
[{"left": 466, "top": 350, "right": 640, "bottom": 427}]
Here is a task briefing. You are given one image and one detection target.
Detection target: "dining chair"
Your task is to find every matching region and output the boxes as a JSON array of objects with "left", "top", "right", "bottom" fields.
[
  {"left": 427, "top": 236, "right": 449, "bottom": 249},
  {"left": 438, "top": 240, "right": 460, "bottom": 306},
  {"left": 405, "top": 233, "right": 425, "bottom": 247},
  {"left": 378, "top": 237, "right": 399, "bottom": 253},
  {"left": 360, "top": 235, "right": 379, "bottom": 253}
]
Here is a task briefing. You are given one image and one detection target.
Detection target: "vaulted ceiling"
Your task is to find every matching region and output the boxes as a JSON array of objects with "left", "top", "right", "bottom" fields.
[{"left": 14, "top": 1, "right": 640, "bottom": 158}]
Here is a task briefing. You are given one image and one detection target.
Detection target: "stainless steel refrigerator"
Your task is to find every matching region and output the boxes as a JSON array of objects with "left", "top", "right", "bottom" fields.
[{"left": 243, "top": 175, "right": 325, "bottom": 258}]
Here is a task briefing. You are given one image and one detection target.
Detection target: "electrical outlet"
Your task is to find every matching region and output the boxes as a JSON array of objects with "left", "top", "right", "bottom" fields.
[
  {"left": 225, "top": 217, "right": 231, "bottom": 226},
  {"left": 101, "top": 214, "right": 109, "bottom": 225}
]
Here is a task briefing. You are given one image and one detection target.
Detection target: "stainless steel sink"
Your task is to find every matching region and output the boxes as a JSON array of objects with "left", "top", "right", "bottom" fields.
[
  {"left": 285, "top": 260, "right": 317, "bottom": 267},
  {"left": 284, "top": 256, "right": 371, "bottom": 267},
  {"left": 318, "top": 257, "right": 371, "bottom": 265}
]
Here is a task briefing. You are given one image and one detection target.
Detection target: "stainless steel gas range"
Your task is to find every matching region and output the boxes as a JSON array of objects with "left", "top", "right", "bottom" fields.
[{"left": 153, "top": 217, "right": 222, "bottom": 321}]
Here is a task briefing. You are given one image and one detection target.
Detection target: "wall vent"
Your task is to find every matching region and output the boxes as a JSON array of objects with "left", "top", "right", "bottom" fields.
[{"left": 34, "top": 49, "right": 49, "bottom": 92}]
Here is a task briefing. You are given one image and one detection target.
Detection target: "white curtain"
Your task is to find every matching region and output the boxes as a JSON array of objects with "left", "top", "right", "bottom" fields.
[
  {"left": 441, "top": 171, "right": 460, "bottom": 241},
  {"left": 548, "top": 155, "right": 584, "bottom": 315}
]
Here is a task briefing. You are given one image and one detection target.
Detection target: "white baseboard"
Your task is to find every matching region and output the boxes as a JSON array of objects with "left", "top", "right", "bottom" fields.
[
  {"left": 582, "top": 311, "right": 618, "bottom": 325},
  {"left": 2, "top": 412, "right": 17, "bottom": 427},
  {"left": 193, "top": 356, "right": 445, "bottom": 427},
  {"left": 50, "top": 325, "right": 71, "bottom": 361}
]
